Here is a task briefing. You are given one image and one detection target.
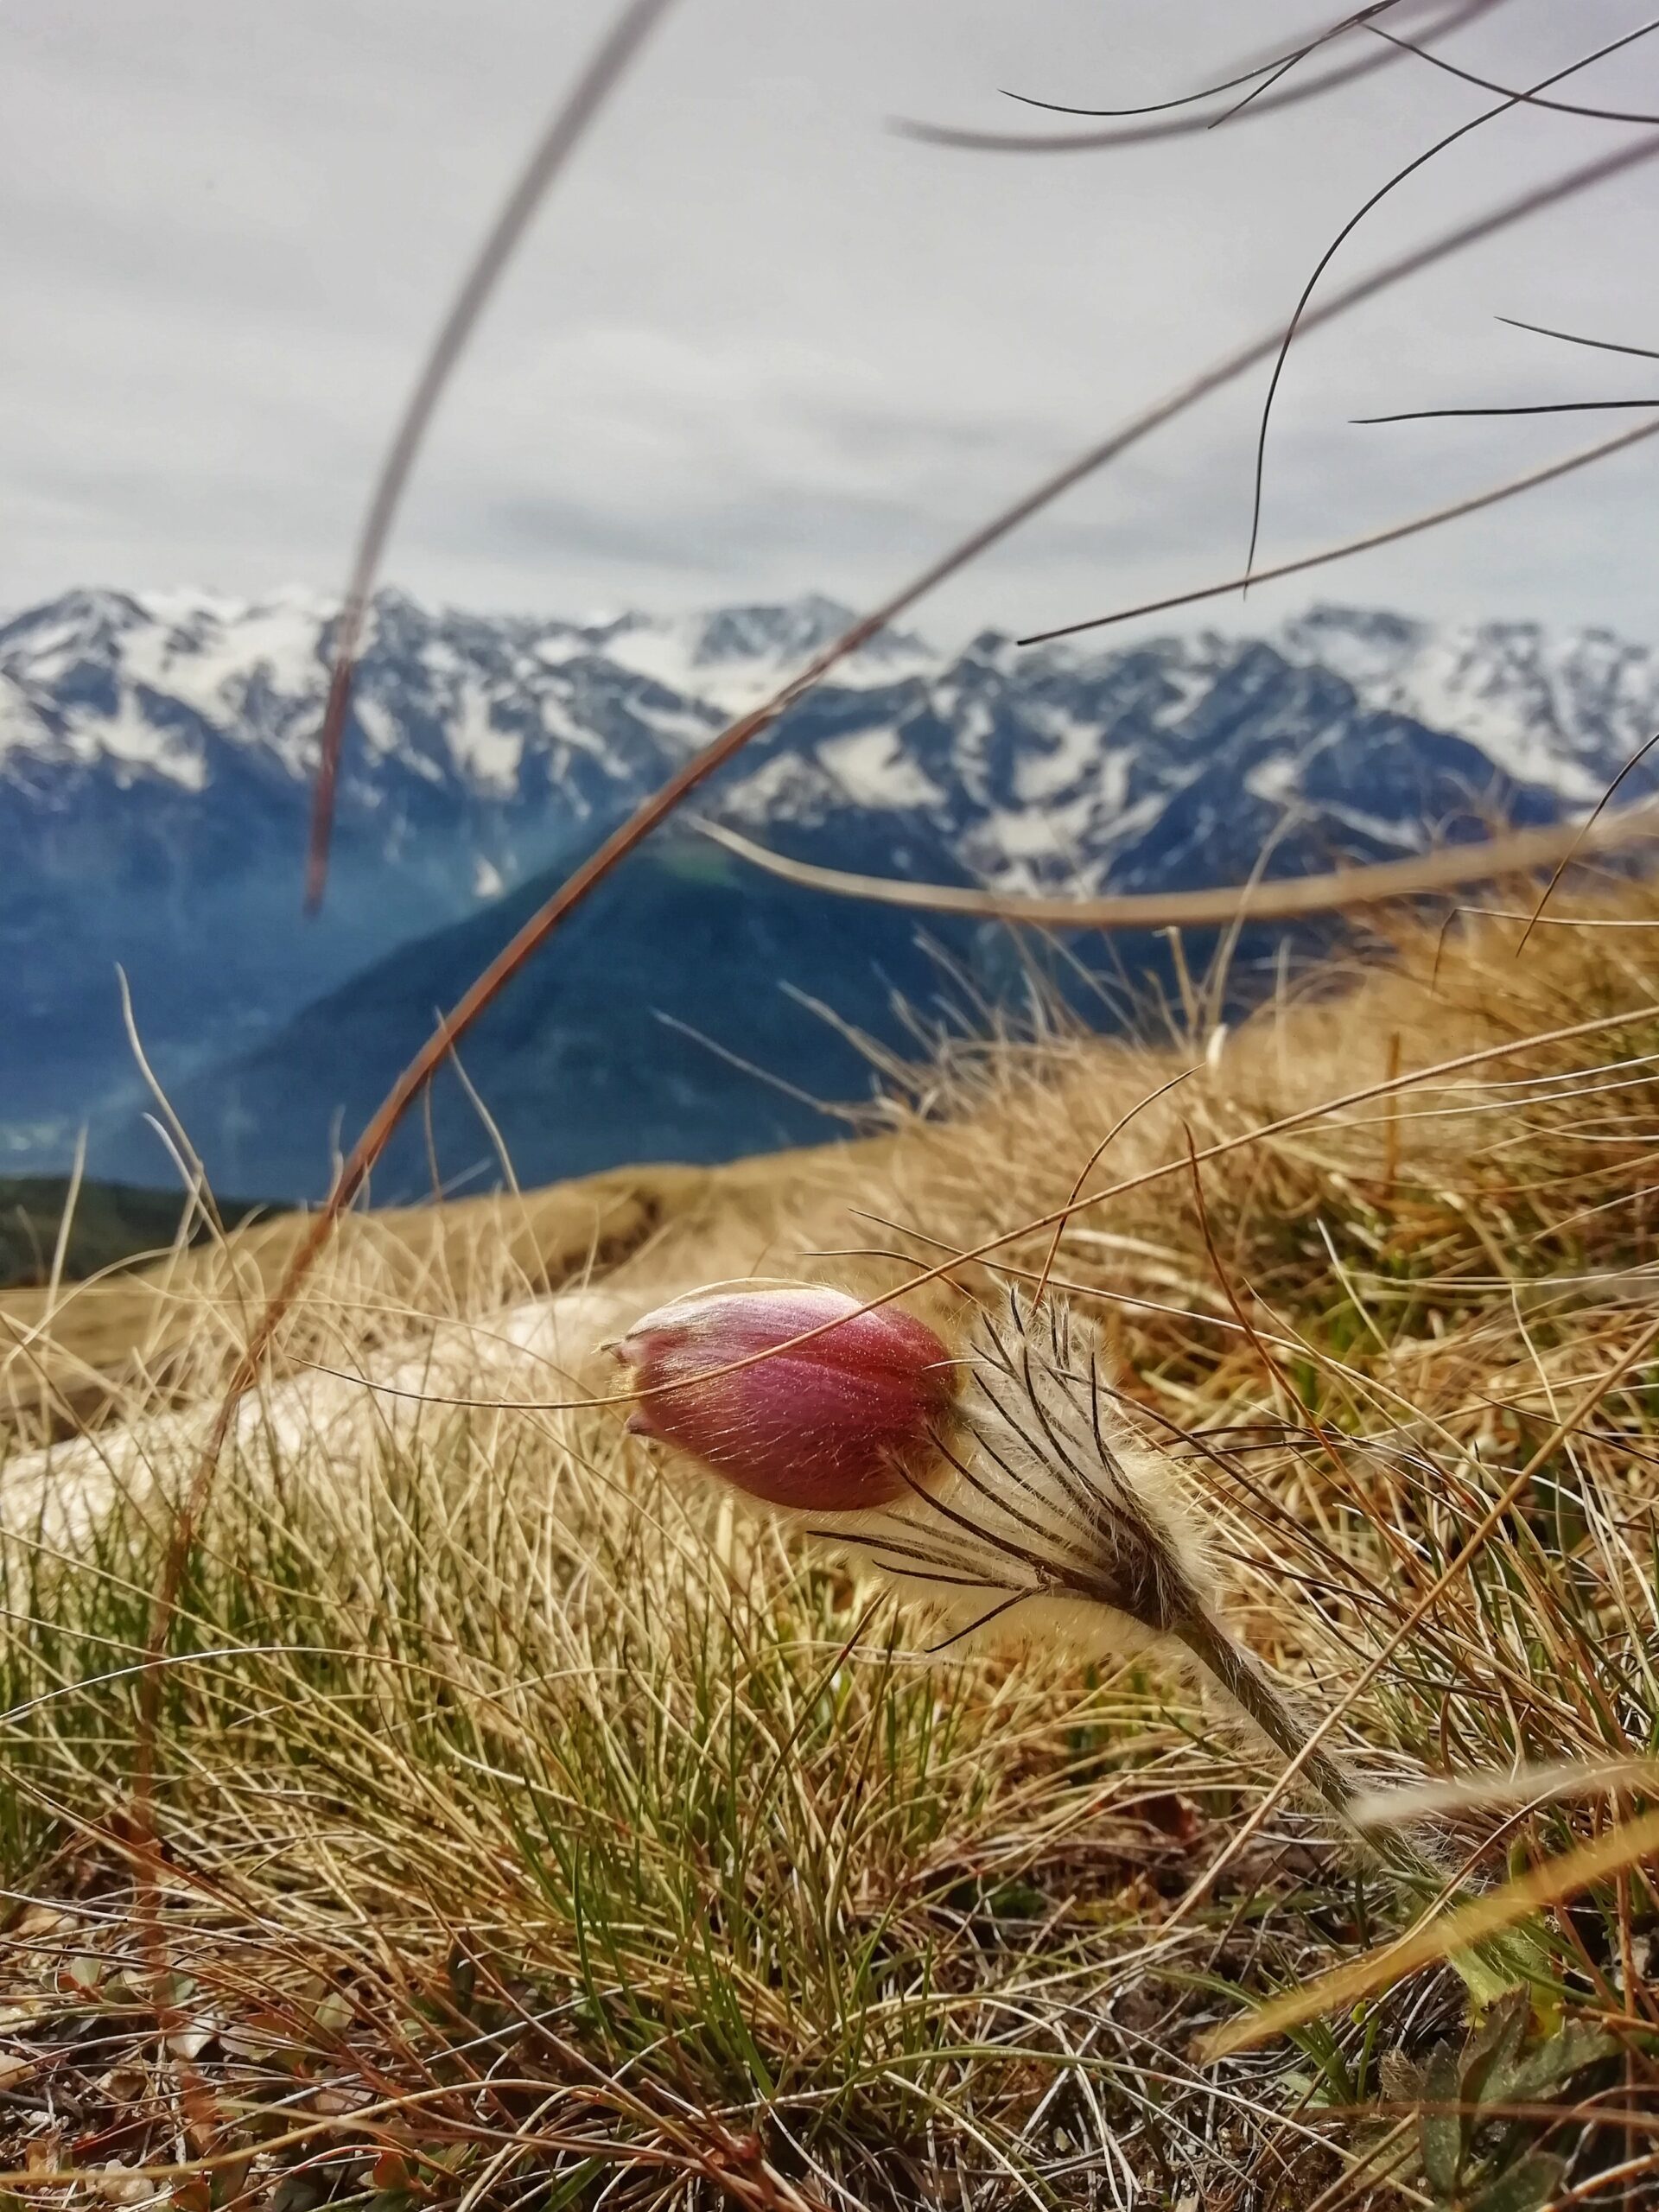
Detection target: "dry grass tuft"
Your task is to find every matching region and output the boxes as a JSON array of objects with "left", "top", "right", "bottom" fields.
[{"left": 5, "top": 890, "right": 1659, "bottom": 2207}]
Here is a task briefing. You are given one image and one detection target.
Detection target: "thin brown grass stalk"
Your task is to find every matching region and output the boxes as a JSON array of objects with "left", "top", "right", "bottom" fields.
[
  {"left": 998, "top": 1, "right": 1405, "bottom": 126},
  {"left": 1209, "top": 1802, "right": 1659, "bottom": 2056},
  {"left": 1363, "top": 17, "right": 1659, "bottom": 124},
  {"left": 696, "top": 810, "right": 1659, "bottom": 931},
  {"left": 906, "top": 0, "right": 1510, "bottom": 149},
  {"left": 303, "top": 0, "right": 680, "bottom": 911},
  {"left": 1030, "top": 410, "right": 1659, "bottom": 645},
  {"left": 1239, "top": 13, "right": 1659, "bottom": 580}
]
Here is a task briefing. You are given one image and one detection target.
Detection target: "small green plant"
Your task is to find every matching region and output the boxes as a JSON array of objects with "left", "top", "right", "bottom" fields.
[{"left": 1381, "top": 1991, "right": 1620, "bottom": 2212}]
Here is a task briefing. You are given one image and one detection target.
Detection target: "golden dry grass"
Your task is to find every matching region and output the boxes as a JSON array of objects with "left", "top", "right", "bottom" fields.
[{"left": 5, "top": 890, "right": 1659, "bottom": 2208}]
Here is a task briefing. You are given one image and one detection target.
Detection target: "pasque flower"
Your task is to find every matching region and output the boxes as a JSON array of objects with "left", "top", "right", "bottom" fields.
[
  {"left": 615, "top": 1278, "right": 1533, "bottom": 2005},
  {"left": 612, "top": 1283, "right": 957, "bottom": 1512}
]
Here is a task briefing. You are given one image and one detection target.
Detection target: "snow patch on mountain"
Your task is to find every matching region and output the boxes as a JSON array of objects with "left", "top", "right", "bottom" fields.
[
  {"left": 1278, "top": 604, "right": 1659, "bottom": 804},
  {"left": 818, "top": 725, "right": 941, "bottom": 810},
  {"left": 589, "top": 595, "right": 934, "bottom": 712},
  {"left": 5, "top": 582, "right": 1658, "bottom": 1180}
]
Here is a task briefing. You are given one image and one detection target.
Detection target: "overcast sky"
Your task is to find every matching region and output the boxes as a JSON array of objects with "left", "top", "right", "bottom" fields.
[{"left": 4, "top": 0, "right": 1659, "bottom": 645}]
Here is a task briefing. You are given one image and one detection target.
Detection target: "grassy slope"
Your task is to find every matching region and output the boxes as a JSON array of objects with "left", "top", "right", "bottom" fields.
[
  {"left": 0, "top": 1177, "right": 275, "bottom": 1294},
  {"left": 3, "top": 899, "right": 1659, "bottom": 2207},
  {"left": 0, "top": 1143, "right": 891, "bottom": 1437}
]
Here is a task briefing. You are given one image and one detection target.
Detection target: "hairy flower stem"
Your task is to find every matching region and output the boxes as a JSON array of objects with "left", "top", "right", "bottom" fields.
[
  {"left": 1174, "top": 1604, "right": 1540, "bottom": 2002},
  {"left": 1174, "top": 1605, "right": 1366, "bottom": 1825}
]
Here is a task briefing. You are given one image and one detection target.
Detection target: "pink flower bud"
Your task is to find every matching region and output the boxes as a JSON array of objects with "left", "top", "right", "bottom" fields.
[{"left": 612, "top": 1284, "right": 956, "bottom": 1512}]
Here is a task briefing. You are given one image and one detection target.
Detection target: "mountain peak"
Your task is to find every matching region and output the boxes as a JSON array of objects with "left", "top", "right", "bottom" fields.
[
  {"left": 690, "top": 594, "right": 859, "bottom": 664},
  {"left": 6, "top": 582, "right": 1659, "bottom": 1186}
]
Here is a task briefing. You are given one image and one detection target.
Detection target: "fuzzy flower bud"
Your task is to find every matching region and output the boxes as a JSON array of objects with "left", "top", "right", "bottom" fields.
[{"left": 612, "top": 1284, "right": 956, "bottom": 1512}]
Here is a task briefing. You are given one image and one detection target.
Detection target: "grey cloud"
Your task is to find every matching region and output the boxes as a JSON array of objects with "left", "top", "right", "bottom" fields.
[{"left": 3, "top": 0, "right": 1658, "bottom": 639}]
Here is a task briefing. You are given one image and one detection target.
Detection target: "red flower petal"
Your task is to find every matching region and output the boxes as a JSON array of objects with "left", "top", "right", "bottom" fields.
[{"left": 613, "top": 1285, "right": 955, "bottom": 1511}]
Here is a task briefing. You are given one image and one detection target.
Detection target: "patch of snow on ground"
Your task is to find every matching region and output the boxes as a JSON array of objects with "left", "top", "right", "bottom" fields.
[
  {"left": 720, "top": 753, "right": 844, "bottom": 825},
  {"left": 1150, "top": 664, "right": 1217, "bottom": 728},
  {"left": 1092, "top": 786, "right": 1177, "bottom": 849},
  {"left": 1279, "top": 609, "right": 1655, "bottom": 807},
  {"left": 117, "top": 597, "right": 334, "bottom": 726},
  {"left": 984, "top": 791, "right": 1098, "bottom": 862},
  {"left": 66, "top": 688, "right": 207, "bottom": 787},
  {"left": 136, "top": 587, "right": 257, "bottom": 628},
  {"left": 353, "top": 696, "right": 404, "bottom": 760},
  {"left": 603, "top": 611, "right": 941, "bottom": 715},
  {"left": 1381, "top": 652, "right": 1607, "bottom": 804},
  {"left": 1280, "top": 607, "right": 1423, "bottom": 691},
  {"left": 1320, "top": 802, "right": 1424, "bottom": 851},
  {"left": 8, "top": 619, "right": 92, "bottom": 671},
  {"left": 595, "top": 620, "right": 708, "bottom": 702},
  {"left": 530, "top": 693, "right": 632, "bottom": 764},
  {"left": 630, "top": 698, "right": 718, "bottom": 750},
  {"left": 194, "top": 598, "right": 333, "bottom": 702},
  {"left": 1097, "top": 748, "right": 1133, "bottom": 815}
]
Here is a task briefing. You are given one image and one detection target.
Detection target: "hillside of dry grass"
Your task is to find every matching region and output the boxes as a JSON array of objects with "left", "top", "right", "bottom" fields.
[{"left": 5, "top": 894, "right": 1659, "bottom": 2209}]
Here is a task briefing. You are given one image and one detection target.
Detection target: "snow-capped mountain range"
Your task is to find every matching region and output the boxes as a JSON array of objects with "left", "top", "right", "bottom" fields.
[{"left": 3, "top": 586, "right": 1653, "bottom": 1192}]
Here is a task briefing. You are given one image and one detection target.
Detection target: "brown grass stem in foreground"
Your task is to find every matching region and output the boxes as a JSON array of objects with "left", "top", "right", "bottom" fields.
[
  {"left": 1237, "top": 14, "right": 1659, "bottom": 582},
  {"left": 998, "top": 0, "right": 1402, "bottom": 124},
  {"left": 1364, "top": 17, "right": 1659, "bottom": 125},
  {"left": 309, "top": 0, "right": 677, "bottom": 906},
  {"left": 303, "top": 0, "right": 678, "bottom": 911},
  {"left": 1500, "top": 314, "right": 1659, "bottom": 363},
  {"left": 696, "top": 807, "right": 1659, "bottom": 947},
  {"left": 1028, "top": 410, "right": 1659, "bottom": 644},
  {"left": 1209, "top": 1803, "right": 1659, "bottom": 2056},
  {"left": 1516, "top": 731, "right": 1659, "bottom": 954},
  {"left": 1162, "top": 1308, "right": 1659, "bottom": 1935}
]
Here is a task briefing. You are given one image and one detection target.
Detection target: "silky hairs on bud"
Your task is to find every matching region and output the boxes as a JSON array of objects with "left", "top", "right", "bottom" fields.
[{"left": 828, "top": 1287, "right": 1220, "bottom": 1662}]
